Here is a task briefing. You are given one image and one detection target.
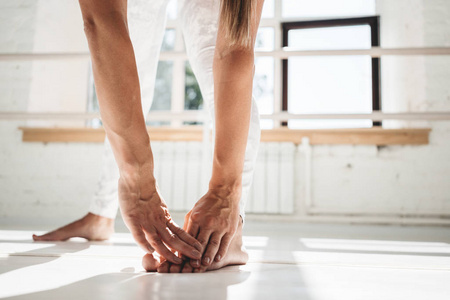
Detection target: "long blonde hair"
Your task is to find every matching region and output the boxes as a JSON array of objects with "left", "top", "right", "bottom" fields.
[{"left": 219, "top": 0, "right": 255, "bottom": 48}]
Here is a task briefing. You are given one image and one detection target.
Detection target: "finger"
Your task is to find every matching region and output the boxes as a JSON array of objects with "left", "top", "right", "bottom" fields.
[
  {"left": 129, "top": 224, "right": 154, "bottom": 254},
  {"left": 190, "top": 230, "right": 211, "bottom": 268},
  {"left": 144, "top": 230, "right": 182, "bottom": 264},
  {"left": 190, "top": 259, "right": 201, "bottom": 268},
  {"left": 157, "top": 225, "right": 202, "bottom": 260},
  {"left": 167, "top": 221, "right": 203, "bottom": 252},
  {"left": 196, "top": 229, "right": 212, "bottom": 250},
  {"left": 183, "top": 211, "right": 191, "bottom": 230},
  {"left": 167, "top": 249, "right": 183, "bottom": 273},
  {"left": 202, "top": 232, "right": 223, "bottom": 266},
  {"left": 215, "top": 234, "right": 232, "bottom": 262},
  {"left": 190, "top": 229, "right": 212, "bottom": 268},
  {"left": 186, "top": 222, "right": 199, "bottom": 240}
]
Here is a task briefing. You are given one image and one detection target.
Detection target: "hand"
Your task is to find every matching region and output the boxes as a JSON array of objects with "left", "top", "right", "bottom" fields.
[
  {"left": 118, "top": 171, "right": 202, "bottom": 264},
  {"left": 184, "top": 185, "right": 241, "bottom": 267}
]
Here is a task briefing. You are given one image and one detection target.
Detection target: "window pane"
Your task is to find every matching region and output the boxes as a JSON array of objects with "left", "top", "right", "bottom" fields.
[
  {"left": 147, "top": 61, "right": 173, "bottom": 126},
  {"left": 254, "top": 57, "right": 274, "bottom": 129},
  {"left": 255, "top": 27, "right": 275, "bottom": 51},
  {"left": 261, "top": 0, "right": 274, "bottom": 19},
  {"left": 148, "top": 61, "right": 172, "bottom": 126},
  {"left": 282, "top": 0, "right": 375, "bottom": 18},
  {"left": 288, "top": 25, "right": 372, "bottom": 50},
  {"left": 286, "top": 25, "right": 374, "bottom": 129},
  {"left": 152, "top": 61, "right": 173, "bottom": 111},
  {"left": 184, "top": 61, "right": 203, "bottom": 110},
  {"left": 288, "top": 56, "right": 372, "bottom": 129}
]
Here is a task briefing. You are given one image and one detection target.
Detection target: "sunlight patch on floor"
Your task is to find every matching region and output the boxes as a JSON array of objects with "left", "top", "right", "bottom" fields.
[{"left": 1, "top": 225, "right": 449, "bottom": 299}]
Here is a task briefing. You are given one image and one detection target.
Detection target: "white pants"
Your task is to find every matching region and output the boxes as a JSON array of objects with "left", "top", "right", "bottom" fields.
[{"left": 88, "top": 0, "right": 261, "bottom": 220}]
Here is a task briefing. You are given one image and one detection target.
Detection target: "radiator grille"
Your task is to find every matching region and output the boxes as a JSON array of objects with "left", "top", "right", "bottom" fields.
[{"left": 152, "top": 141, "right": 296, "bottom": 214}]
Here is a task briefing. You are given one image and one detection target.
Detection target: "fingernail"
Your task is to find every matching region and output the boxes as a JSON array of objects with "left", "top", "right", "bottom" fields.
[
  {"left": 216, "top": 255, "right": 221, "bottom": 262},
  {"left": 175, "top": 257, "right": 183, "bottom": 264},
  {"left": 192, "top": 250, "right": 202, "bottom": 258},
  {"left": 203, "top": 257, "right": 210, "bottom": 265},
  {"left": 191, "top": 259, "right": 200, "bottom": 267}
]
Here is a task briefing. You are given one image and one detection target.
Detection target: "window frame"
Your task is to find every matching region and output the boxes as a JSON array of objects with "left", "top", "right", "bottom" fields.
[{"left": 281, "top": 16, "right": 382, "bottom": 127}]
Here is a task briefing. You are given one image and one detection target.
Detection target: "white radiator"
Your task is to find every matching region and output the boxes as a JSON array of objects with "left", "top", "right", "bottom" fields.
[{"left": 151, "top": 141, "right": 296, "bottom": 214}]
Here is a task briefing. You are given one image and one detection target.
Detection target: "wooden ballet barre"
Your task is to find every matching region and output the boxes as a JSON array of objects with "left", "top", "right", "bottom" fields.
[
  {"left": 2, "top": 47, "right": 450, "bottom": 61},
  {"left": 18, "top": 126, "right": 431, "bottom": 145}
]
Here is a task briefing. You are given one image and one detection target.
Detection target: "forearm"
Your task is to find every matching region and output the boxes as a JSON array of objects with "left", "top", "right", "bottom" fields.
[
  {"left": 210, "top": 49, "right": 254, "bottom": 193},
  {"left": 210, "top": 0, "right": 264, "bottom": 195},
  {"left": 80, "top": 2, "right": 154, "bottom": 177}
]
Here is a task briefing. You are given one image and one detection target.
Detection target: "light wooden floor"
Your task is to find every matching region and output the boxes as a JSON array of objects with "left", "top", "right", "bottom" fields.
[{"left": 1, "top": 222, "right": 449, "bottom": 300}]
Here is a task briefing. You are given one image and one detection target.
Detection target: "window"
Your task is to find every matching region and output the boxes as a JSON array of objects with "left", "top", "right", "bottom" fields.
[
  {"left": 86, "top": 0, "right": 379, "bottom": 129},
  {"left": 282, "top": 17, "right": 381, "bottom": 128}
]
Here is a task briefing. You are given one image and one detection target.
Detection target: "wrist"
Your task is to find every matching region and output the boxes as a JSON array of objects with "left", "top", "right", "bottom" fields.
[
  {"left": 118, "top": 143, "right": 155, "bottom": 177},
  {"left": 119, "top": 160, "right": 156, "bottom": 188},
  {"left": 208, "top": 177, "right": 242, "bottom": 203}
]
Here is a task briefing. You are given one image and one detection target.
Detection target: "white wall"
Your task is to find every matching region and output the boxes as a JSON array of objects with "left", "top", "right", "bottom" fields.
[
  {"left": 27, "top": 0, "right": 88, "bottom": 127},
  {"left": 301, "top": 0, "right": 450, "bottom": 217},
  {"left": 0, "top": 0, "right": 449, "bottom": 227}
]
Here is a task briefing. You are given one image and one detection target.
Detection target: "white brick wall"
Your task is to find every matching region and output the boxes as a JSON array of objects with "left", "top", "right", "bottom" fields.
[{"left": 0, "top": 0, "right": 449, "bottom": 226}]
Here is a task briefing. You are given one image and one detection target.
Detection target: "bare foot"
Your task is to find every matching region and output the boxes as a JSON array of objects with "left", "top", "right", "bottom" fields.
[
  {"left": 150, "top": 219, "right": 248, "bottom": 273},
  {"left": 32, "top": 213, "right": 114, "bottom": 241}
]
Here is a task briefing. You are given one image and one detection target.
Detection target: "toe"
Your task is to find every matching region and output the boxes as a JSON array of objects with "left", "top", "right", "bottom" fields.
[
  {"left": 157, "top": 261, "right": 170, "bottom": 273},
  {"left": 193, "top": 266, "right": 207, "bottom": 273},
  {"left": 181, "top": 263, "right": 194, "bottom": 273},
  {"left": 32, "top": 232, "right": 62, "bottom": 241},
  {"left": 169, "top": 263, "right": 183, "bottom": 273},
  {"left": 142, "top": 253, "right": 160, "bottom": 272}
]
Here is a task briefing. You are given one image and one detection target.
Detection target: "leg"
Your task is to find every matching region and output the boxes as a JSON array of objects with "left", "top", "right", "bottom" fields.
[
  {"left": 153, "top": 0, "right": 260, "bottom": 273},
  {"left": 34, "top": 0, "right": 169, "bottom": 242}
]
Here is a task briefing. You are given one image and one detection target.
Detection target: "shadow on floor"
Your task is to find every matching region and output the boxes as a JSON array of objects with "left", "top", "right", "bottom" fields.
[
  {"left": 2, "top": 268, "right": 251, "bottom": 300},
  {"left": 0, "top": 240, "right": 91, "bottom": 275}
]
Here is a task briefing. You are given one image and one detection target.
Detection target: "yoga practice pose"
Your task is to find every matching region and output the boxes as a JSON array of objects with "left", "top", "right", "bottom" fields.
[{"left": 33, "top": 0, "right": 264, "bottom": 273}]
